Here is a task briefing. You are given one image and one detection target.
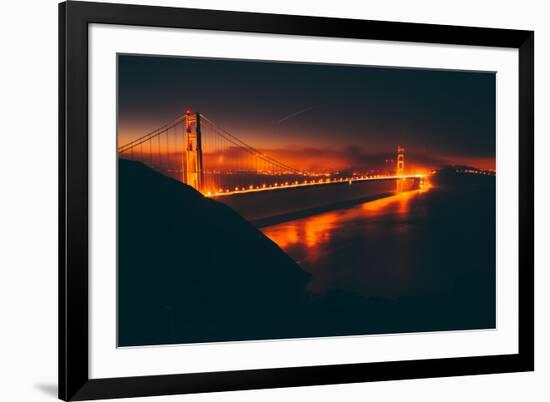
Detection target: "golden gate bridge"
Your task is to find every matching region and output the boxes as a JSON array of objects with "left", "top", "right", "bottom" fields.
[{"left": 118, "top": 110, "right": 421, "bottom": 197}]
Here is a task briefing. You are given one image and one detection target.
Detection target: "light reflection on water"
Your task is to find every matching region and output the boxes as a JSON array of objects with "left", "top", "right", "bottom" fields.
[{"left": 260, "top": 188, "right": 432, "bottom": 298}]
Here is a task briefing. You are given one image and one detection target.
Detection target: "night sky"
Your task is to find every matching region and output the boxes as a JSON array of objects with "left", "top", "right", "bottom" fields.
[{"left": 118, "top": 54, "right": 496, "bottom": 171}]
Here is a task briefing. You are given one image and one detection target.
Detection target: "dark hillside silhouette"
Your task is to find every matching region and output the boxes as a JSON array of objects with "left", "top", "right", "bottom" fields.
[{"left": 118, "top": 160, "right": 310, "bottom": 346}]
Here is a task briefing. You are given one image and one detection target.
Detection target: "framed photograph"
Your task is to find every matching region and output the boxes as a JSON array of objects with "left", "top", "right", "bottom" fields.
[{"left": 59, "top": 1, "right": 534, "bottom": 400}]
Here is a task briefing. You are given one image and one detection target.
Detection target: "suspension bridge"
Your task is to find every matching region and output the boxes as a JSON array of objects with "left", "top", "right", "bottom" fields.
[{"left": 118, "top": 110, "right": 422, "bottom": 198}]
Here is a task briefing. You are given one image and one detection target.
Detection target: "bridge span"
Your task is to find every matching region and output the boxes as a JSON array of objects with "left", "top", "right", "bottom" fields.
[
  {"left": 219, "top": 176, "right": 421, "bottom": 227},
  {"left": 118, "top": 109, "right": 425, "bottom": 224}
]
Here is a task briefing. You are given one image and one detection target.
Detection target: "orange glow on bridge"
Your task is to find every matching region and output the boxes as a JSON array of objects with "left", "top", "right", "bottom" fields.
[
  {"left": 202, "top": 173, "right": 426, "bottom": 197},
  {"left": 118, "top": 110, "right": 440, "bottom": 198}
]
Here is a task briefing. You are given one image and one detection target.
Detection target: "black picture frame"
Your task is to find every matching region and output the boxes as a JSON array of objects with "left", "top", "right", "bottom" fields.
[{"left": 59, "top": 1, "right": 534, "bottom": 400}]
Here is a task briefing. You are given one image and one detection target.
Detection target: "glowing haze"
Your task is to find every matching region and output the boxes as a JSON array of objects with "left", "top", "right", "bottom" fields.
[{"left": 118, "top": 55, "right": 496, "bottom": 171}]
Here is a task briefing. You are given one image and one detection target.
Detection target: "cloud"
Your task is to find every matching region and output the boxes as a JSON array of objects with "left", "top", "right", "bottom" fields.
[
  {"left": 203, "top": 144, "right": 491, "bottom": 172},
  {"left": 258, "top": 145, "right": 451, "bottom": 172}
]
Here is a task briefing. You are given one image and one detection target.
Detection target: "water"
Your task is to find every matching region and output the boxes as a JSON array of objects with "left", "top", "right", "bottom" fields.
[{"left": 261, "top": 174, "right": 496, "bottom": 312}]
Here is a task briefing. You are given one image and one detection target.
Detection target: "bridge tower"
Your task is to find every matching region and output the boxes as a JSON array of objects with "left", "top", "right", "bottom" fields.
[
  {"left": 396, "top": 145, "right": 405, "bottom": 177},
  {"left": 396, "top": 145, "right": 405, "bottom": 191},
  {"left": 183, "top": 110, "right": 203, "bottom": 192}
]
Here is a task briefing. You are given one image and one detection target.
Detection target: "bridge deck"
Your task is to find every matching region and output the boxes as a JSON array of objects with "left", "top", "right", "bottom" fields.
[{"left": 216, "top": 177, "right": 420, "bottom": 227}]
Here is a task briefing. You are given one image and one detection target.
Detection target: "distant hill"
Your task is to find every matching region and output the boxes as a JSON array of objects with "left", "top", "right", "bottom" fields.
[
  {"left": 118, "top": 160, "right": 311, "bottom": 346},
  {"left": 440, "top": 164, "right": 481, "bottom": 171}
]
